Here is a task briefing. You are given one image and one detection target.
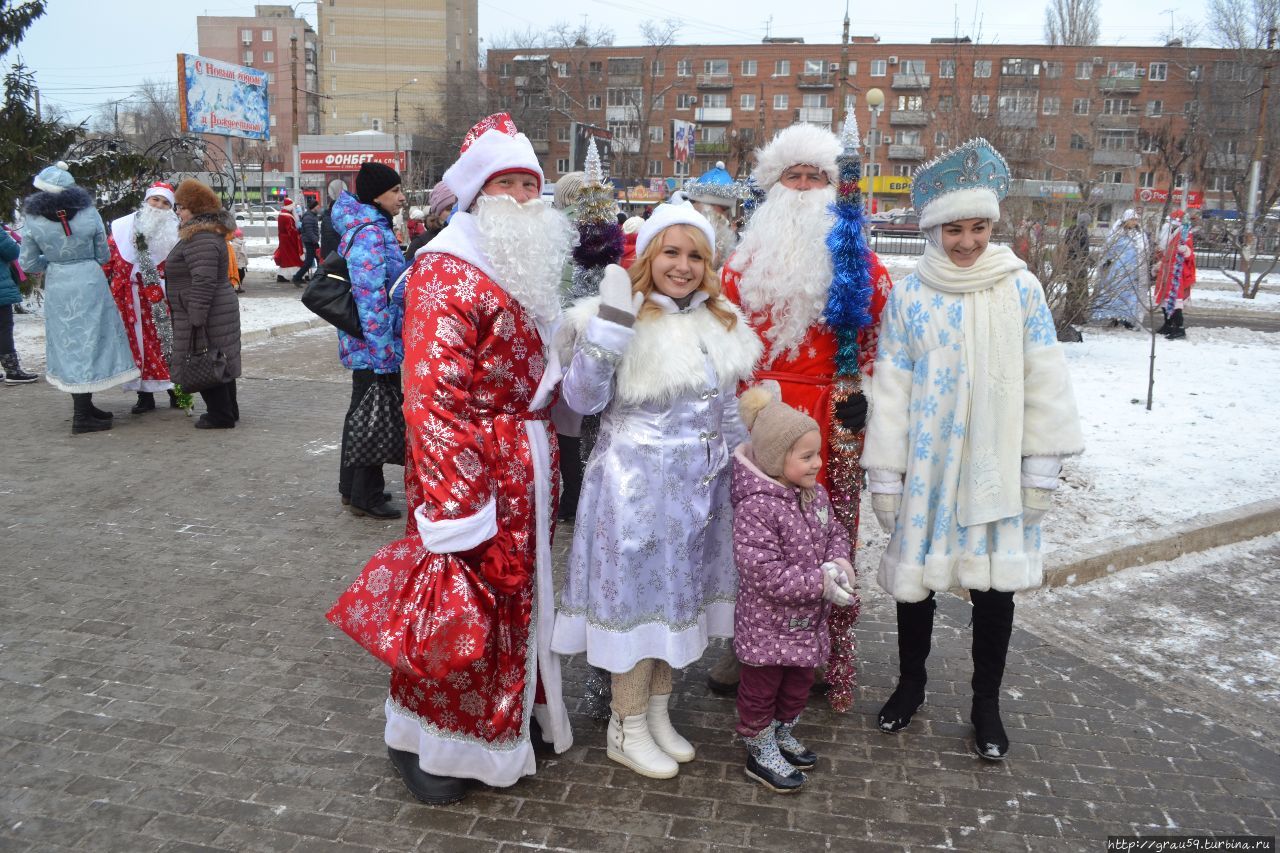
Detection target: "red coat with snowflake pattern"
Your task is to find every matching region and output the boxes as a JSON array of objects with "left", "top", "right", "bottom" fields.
[{"left": 106, "top": 236, "right": 171, "bottom": 384}]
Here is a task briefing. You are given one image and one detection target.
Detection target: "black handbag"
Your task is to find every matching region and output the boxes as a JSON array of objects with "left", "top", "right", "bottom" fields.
[
  {"left": 301, "top": 222, "right": 375, "bottom": 338},
  {"left": 343, "top": 379, "right": 406, "bottom": 468},
  {"left": 173, "top": 328, "right": 228, "bottom": 393}
]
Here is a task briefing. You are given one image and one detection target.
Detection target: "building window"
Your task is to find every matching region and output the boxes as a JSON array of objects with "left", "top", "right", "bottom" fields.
[
  {"left": 498, "top": 63, "right": 511, "bottom": 78},
  {"left": 1149, "top": 62, "right": 1168, "bottom": 82},
  {"left": 998, "top": 90, "right": 1036, "bottom": 113},
  {"left": 648, "top": 160, "right": 664, "bottom": 176},
  {"left": 1188, "top": 64, "right": 1204, "bottom": 81},
  {"left": 1075, "top": 61, "right": 1092, "bottom": 80},
  {"left": 243, "top": 50, "right": 253, "bottom": 64},
  {"left": 970, "top": 94, "right": 990, "bottom": 114},
  {"left": 1044, "top": 61, "right": 1063, "bottom": 79},
  {"left": 1000, "top": 57, "right": 1039, "bottom": 76},
  {"left": 937, "top": 95, "right": 954, "bottom": 112},
  {"left": 1210, "top": 174, "right": 1229, "bottom": 191},
  {"left": 700, "top": 126, "right": 727, "bottom": 143},
  {"left": 740, "top": 93, "right": 756, "bottom": 109},
  {"left": 556, "top": 93, "right": 571, "bottom": 110},
  {"left": 1073, "top": 97, "right": 1090, "bottom": 115},
  {"left": 240, "top": 28, "right": 253, "bottom": 43},
  {"left": 1070, "top": 133, "right": 1086, "bottom": 150},
  {"left": 556, "top": 159, "right": 570, "bottom": 173},
  {"left": 676, "top": 93, "right": 695, "bottom": 109},
  {"left": 677, "top": 59, "right": 692, "bottom": 77},
  {"left": 897, "top": 95, "right": 922, "bottom": 111},
  {"left": 263, "top": 50, "right": 274, "bottom": 63},
  {"left": 1141, "top": 134, "right": 1159, "bottom": 153},
  {"left": 894, "top": 129, "right": 921, "bottom": 144},
  {"left": 1097, "top": 130, "right": 1134, "bottom": 150},
  {"left": 1146, "top": 100, "right": 1163, "bottom": 117},
  {"left": 651, "top": 94, "right": 665, "bottom": 109},
  {"left": 901, "top": 60, "right": 926, "bottom": 74},
  {"left": 269, "top": 114, "right": 277, "bottom": 127},
  {"left": 557, "top": 126, "right": 570, "bottom": 142},
  {"left": 1103, "top": 98, "right": 1131, "bottom": 115},
  {"left": 261, "top": 29, "right": 273, "bottom": 42},
  {"left": 938, "top": 59, "right": 955, "bottom": 79},
  {"left": 330, "top": 75, "right": 336, "bottom": 92},
  {"left": 608, "top": 87, "right": 641, "bottom": 107},
  {"left": 848, "top": 61, "right": 858, "bottom": 75},
  {"left": 867, "top": 129, "right": 882, "bottom": 146},
  {"left": 864, "top": 162, "right": 881, "bottom": 177},
  {"left": 650, "top": 60, "right": 662, "bottom": 77},
  {"left": 1139, "top": 171, "right": 1155, "bottom": 188},
  {"left": 1107, "top": 61, "right": 1138, "bottom": 78},
  {"left": 870, "top": 59, "right": 887, "bottom": 77},
  {"left": 773, "top": 93, "right": 789, "bottom": 110},
  {"left": 774, "top": 60, "right": 791, "bottom": 77},
  {"left": 802, "top": 93, "right": 829, "bottom": 107},
  {"left": 1041, "top": 133, "right": 1056, "bottom": 149},
  {"left": 329, "top": 21, "right": 335, "bottom": 36},
  {"left": 934, "top": 131, "right": 949, "bottom": 146},
  {"left": 557, "top": 61, "right": 570, "bottom": 76},
  {"left": 330, "top": 48, "right": 336, "bottom": 64},
  {"left": 974, "top": 60, "right": 992, "bottom": 78},
  {"left": 893, "top": 165, "right": 913, "bottom": 176},
  {"left": 704, "top": 59, "right": 728, "bottom": 75},
  {"left": 588, "top": 94, "right": 602, "bottom": 110},
  {"left": 805, "top": 59, "right": 825, "bottom": 75},
  {"left": 674, "top": 161, "right": 689, "bottom": 176},
  {"left": 741, "top": 59, "right": 757, "bottom": 76},
  {"left": 589, "top": 61, "right": 603, "bottom": 74},
  {"left": 649, "top": 125, "right": 663, "bottom": 142},
  {"left": 1099, "top": 170, "right": 1123, "bottom": 184},
  {"left": 1042, "top": 96, "right": 1060, "bottom": 115},
  {"left": 702, "top": 93, "right": 728, "bottom": 108}
]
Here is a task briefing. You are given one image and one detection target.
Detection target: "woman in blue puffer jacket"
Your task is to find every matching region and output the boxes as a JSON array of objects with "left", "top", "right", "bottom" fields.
[{"left": 331, "top": 162, "right": 409, "bottom": 519}]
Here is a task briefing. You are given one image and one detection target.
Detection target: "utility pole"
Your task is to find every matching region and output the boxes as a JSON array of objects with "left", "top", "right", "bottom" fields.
[
  {"left": 291, "top": 34, "right": 301, "bottom": 203},
  {"left": 1243, "top": 26, "right": 1276, "bottom": 267},
  {"left": 839, "top": 2, "right": 850, "bottom": 129},
  {"left": 33, "top": 86, "right": 41, "bottom": 121}
]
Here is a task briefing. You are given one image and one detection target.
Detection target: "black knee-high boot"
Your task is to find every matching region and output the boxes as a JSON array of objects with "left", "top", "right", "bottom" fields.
[
  {"left": 71, "top": 393, "right": 111, "bottom": 434},
  {"left": 878, "top": 594, "right": 936, "bottom": 733},
  {"left": 1164, "top": 307, "right": 1186, "bottom": 339},
  {"left": 1155, "top": 307, "right": 1173, "bottom": 335},
  {"left": 970, "top": 588, "right": 1015, "bottom": 760}
]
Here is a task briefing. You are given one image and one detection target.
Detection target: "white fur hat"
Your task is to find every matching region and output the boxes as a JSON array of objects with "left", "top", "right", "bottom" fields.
[
  {"left": 635, "top": 202, "right": 716, "bottom": 258},
  {"left": 751, "top": 124, "right": 841, "bottom": 191},
  {"left": 33, "top": 161, "right": 74, "bottom": 194},
  {"left": 143, "top": 181, "right": 175, "bottom": 207},
  {"left": 442, "top": 112, "right": 544, "bottom": 213}
]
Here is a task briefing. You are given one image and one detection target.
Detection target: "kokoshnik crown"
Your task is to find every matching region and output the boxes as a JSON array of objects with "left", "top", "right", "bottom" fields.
[{"left": 911, "top": 138, "right": 1011, "bottom": 229}]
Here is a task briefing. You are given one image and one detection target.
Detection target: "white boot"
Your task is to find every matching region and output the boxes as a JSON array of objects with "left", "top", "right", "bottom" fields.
[
  {"left": 607, "top": 713, "right": 679, "bottom": 779},
  {"left": 645, "top": 693, "right": 695, "bottom": 762}
]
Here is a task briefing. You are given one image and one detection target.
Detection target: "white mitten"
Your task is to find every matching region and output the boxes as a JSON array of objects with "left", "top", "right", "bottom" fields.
[
  {"left": 871, "top": 492, "right": 902, "bottom": 534},
  {"left": 821, "top": 563, "right": 853, "bottom": 607},
  {"left": 1022, "top": 487, "right": 1053, "bottom": 527},
  {"left": 597, "top": 263, "right": 643, "bottom": 319}
]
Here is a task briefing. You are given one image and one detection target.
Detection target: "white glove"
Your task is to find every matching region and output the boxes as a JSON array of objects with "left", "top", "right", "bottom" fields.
[
  {"left": 597, "top": 264, "right": 643, "bottom": 319},
  {"left": 871, "top": 492, "right": 901, "bottom": 534},
  {"left": 821, "top": 562, "right": 855, "bottom": 607},
  {"left": 1178, "top": 244, "right": 1191, "bottom": 258},
  {"left": 1022, "top": 487, "right": 1053, "bottom": 527}
]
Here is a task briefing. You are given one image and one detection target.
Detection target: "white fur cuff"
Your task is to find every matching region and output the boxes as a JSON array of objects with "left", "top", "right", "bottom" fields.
[
  {"left": 414, "top": 499, "right": 497, "bottom": 553},
  {"left": 918, "top": 187, "right": 1001, "bottom": 230}
]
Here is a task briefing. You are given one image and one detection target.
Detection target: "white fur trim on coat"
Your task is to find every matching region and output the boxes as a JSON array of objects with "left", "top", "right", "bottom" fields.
[
  {"left": 443, "top": 131, "right": 544, "bottom": 213},
  {"left": 414, "top": 498, "right": 497, "bottom": 553},
  {"left": 751, "top": 124, "right": 841, "bottom": 190},
  {"left": 558, "top": 295, "right": 762, "bottom": 407},
  {"left": 917, "top": 186, "right": 1002, "bottom": 229}
]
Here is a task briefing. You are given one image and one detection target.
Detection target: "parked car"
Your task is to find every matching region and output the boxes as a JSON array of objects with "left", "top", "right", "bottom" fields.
[{"left": 869, "top": 212, "right": 921, "bottom": 236}]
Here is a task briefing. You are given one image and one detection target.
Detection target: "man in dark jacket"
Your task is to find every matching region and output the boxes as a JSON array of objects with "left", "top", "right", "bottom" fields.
[
  {"left": 293, "top": 198, "right": 322, "bottom": 285},
  {"left": 319, "top": 178, "right": 346, "bottom": 259}
]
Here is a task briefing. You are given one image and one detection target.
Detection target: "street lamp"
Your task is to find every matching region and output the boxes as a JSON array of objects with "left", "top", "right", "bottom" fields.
[
  {"left": 865, "top": 87, "right": 885, "bottom": 214},
  {"left": 392, "top": 78, "right": 418, "bottom": 183}
]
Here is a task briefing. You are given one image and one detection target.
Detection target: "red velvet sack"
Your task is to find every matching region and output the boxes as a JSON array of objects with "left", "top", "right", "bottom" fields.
[{"left": 326, "top": 535, "right": 496, "bottom": 679}]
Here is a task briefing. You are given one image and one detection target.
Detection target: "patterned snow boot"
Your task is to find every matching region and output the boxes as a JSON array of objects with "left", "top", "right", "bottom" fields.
[
  {"left": 1, "top": 352, "right": 37, "bottom": 385},
  {"left": 743, "top": 725, "right": 805, "bottom": 793},
  {"left": 774, "top": 718, "right": 817, "bottom": 769}
]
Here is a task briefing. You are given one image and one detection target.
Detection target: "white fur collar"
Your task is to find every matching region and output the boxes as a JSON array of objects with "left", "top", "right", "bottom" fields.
[{"left": 560, "top": 294, "right": 762, "bottom": 406}]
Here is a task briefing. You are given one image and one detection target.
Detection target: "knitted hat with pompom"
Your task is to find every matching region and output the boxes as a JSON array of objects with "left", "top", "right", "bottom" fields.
[{"left": 739, "top": 381, "right": 820, "bottom": 477}]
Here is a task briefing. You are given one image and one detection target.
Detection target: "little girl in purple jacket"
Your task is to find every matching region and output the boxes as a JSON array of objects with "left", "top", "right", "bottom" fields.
[{"left": 731, "top": 382, "right": 858, "bottom": 793}]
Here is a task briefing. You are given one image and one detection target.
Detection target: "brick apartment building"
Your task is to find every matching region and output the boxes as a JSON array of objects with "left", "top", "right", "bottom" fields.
[{"left": 488, "top": 38, "right": 1250, "bottom": 224}]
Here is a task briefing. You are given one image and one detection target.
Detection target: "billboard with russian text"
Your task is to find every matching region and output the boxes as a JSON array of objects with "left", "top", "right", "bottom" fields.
[
  {"left": 299, "top": 151, "right": 408, "bottom": 172},
  {"left": 177, "top": 53, "right": 270, "bottom": 141}
]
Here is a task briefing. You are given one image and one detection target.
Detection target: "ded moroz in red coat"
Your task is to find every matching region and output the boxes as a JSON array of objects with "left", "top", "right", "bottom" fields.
[
  {"left": 330, "top": 210, "right": 573, "bottom": 788},
  {"left": 1155, "top": 227, "right": 1196, "bottom": 307},
  {"left": 272, "top": 206, "right": 304, "bottom": 269},
  {"left": 106, "top": 219, "right": 172, "bottom": 392}
]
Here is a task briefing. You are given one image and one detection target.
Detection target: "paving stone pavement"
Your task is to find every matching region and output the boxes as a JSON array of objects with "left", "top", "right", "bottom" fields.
[{"left": 1, "top": 331, "right": 1277, "bottom": 853}]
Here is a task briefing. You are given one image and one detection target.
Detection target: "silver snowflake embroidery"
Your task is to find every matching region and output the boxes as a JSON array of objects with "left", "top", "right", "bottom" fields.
[
  {"left": 365, "top": 566, "right": 393, "bottom": 597},
  {"left": 436, "top": 315, "right": 466, "bottom": 348}
]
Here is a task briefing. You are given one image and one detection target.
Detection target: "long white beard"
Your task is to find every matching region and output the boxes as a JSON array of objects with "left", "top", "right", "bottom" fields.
[
  {"left": 135, "top": 205, "right": 180, "bottom": 260},
  {"left": 475, "top": 194, "right": 573, "bottom": 325},
  {"left": 731, "top": 183, "right": 836, "bottom": 361},
  {"left": 695, "top": 203, "right": 738, "bottom": 269}
]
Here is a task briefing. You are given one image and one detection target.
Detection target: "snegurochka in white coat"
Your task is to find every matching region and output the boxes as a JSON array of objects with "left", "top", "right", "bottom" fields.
[{"left": 551, "top": 205, "right": 761, "bottom": 779}]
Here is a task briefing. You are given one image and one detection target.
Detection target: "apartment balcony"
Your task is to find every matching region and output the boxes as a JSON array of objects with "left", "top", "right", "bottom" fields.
[
  {"left": 513, "top": 75, "right": 547, "bottom": 91},
  {"left": 892, "top": 73, "right": 931, "bottom": 89},
  {"left": 1095, "top": 112, "right": 1139, "bottom": 129},
  {"left": 606, "top": 105, "right": 640, "bottom": 122},
  {"left": 696, "top": 74, "right": 734, "bottom": 89},
  {"left": 797, "top": 73, "right": 835, "bottom": 89},
  {"left": 996, "top": 111, "right": 1038, "bottom": 128},
  {"left": 531, "top": 139, "right": 550, "bottom": 155},
  {"left": 609, "top": 73, "right": 642, "bottom": 87},
  {"left": 889, "top": 109, "right": 929, "bottom": 126},
  {"left": 695, "top": 106, "right": 733, "bottom": 123},
  {"left": 696, "top": 141, "right": 732, "bottom": 156},
  {"left": 795, "top": 107, "right": 833, "bottom": 125},
  {"left": 887, "top": 143, "right": 926, "bottom": 159},
  {"left": 1091, "top": 149, "right": 1141, "bottom": 167},
  {"left": 613, "top": 137, "right": 641, "bottom": 154},
  {"left": 999, "top": 72, "right": 1042, "bottom": 86},
  {"left": 1208, "top": 152, "right": 1249, "bottom": 170},
  {"left": 1093, "top": 182, "right": 1136, "bottom": 202},
  {"left": 1099, "top": 76, "right": 1142, "bottom": 94}
]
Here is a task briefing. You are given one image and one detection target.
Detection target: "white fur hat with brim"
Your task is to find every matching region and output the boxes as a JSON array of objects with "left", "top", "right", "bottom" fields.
[
  {"left": 33, "top": 161, "right": 74, "bottom": 194},
  {"left": 443, "top": 112, "right": 544, "bottom": 213},
  {"left": 751, "top": 124, "right": 841, "bottom": 191},
  {"left": 635, "top": 202, "right": 716, "bottom": 257}
]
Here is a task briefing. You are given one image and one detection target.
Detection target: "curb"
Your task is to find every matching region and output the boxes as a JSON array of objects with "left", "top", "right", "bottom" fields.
[
  {"left": 1044, "top": 497, "right": 1280, "bottom": 587},
  {"left": 242, "top": 317, "right": 328, "bottom": 345}
]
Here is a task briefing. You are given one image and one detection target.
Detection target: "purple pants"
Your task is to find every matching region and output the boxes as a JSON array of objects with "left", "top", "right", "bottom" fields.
[{"left": 736, "top": 663, "right": 816, "bottom": 737}]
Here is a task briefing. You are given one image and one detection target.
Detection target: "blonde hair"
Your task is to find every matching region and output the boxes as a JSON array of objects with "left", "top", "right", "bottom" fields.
[{"left": 628, "top": 224, "right": 737, "bottom": 330}]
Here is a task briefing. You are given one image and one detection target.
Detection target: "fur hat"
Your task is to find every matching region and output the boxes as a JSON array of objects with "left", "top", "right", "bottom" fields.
[
  {"left": 635, "top": 202, "right": 716, "bottom": 258},
  {"left": 442, "top": 112, "right": 543, "bottom": 212},
  {"left": 356, "top": 161, "right": 401, "bottom": 204},
  {"left": 174, "top": 179, "right": 222, "bottom": 216},
  {"left": 143, "top": 181, "right": 175, "bottom": 207},
  {"left": 739, "top": 382, "right": 820, "bottom": 478},
  {"left": 622, "top": 215, "right": 644, "bottom": 235},
  {"left": 751, "top": 124, "right": 841, "bottom": 191},
  {"left": 33, "top": 161, "right": 74, "bottom": 194}
]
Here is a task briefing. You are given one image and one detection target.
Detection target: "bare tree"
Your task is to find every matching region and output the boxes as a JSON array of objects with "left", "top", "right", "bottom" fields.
[
  {"left": 1044, "top": 0, "right": 1101, "bottom": 46},
  {"left": 1208, "top": 0, "right": 1279, "bottom": 49}
]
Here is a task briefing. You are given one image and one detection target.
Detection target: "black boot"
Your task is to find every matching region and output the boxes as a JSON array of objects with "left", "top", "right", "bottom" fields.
[
  {"left": 84, "top": 393, "right": 112, "bottom": 420},
  {"left": 387, "top": 747, "right": 467, "bottom": 804},
  {"left": 878, "top": 595, "right": 935, "bottom": 733},
  {"left": 970, "top": 589, "right": 1015, "bottom": 761},
  {"left": 131, "top": 392, "right": 156, "bottom": 414},
  {"left": 1, "top": 352, "right": 38, "bottom": 384},
  {"left": 1164, "top": 308, "right": 1186, "bottom": 340},
  {"left": 1155, "top": 307, "right": 1173, "bottom": 335},
  {"left": 168, "top": 389, "right": 180, "bottom": 409},
  {"left": 71, "top": 393, "right": 111, "bottom": 434}
]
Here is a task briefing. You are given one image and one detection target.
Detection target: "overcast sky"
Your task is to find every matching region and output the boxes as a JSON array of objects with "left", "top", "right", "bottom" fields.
[{"left": 13, "top": 0, "right": 1207, "bottom": 123}]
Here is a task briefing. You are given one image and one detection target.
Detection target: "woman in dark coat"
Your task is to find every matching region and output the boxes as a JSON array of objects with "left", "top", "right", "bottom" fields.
[{"left": 165, "top": 179, "right": 242, "bottom": 429}]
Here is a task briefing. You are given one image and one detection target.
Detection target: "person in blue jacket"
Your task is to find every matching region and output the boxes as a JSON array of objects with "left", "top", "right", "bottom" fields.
[
  {"left": 0, "top": 224, "right": 38, "bottom": 384},
  {"left": 332, "top": 161, "right": 409, "bottom": 519}
]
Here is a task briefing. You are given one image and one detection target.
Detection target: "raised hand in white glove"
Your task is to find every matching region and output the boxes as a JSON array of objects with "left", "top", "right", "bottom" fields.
[
  {"left": 597, "top": 263, "right": 644, "bottom": 322},
  {"left": 1022, "top": 487, "right": 1053, "bottom": 527},
  {"left": 821, "top": 562, "right": 855, "bottom": 607},
  {"left": 871, "top": 492, "right": 902, "bottom": 534}
]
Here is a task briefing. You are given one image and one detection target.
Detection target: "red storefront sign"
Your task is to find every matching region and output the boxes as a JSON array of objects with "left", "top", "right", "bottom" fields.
[
  {"left": 1135, "top": 187, "right": 1204, "bottom": 208},
  {"left": 299, "top": 151, "right": 407, "bottom": 172}
]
